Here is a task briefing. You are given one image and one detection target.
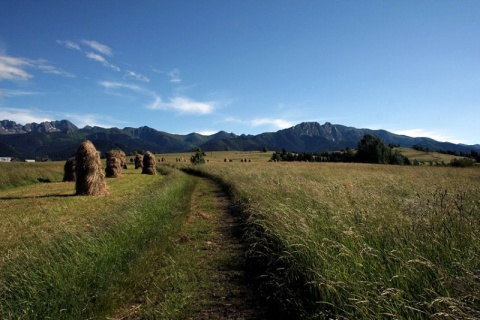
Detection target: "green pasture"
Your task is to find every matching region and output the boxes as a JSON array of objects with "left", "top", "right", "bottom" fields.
[{"left": 1, "top": 154, "right": 479, "bottom": 319}]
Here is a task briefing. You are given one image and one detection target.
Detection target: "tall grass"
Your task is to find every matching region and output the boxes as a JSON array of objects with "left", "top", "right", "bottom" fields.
[
  {"left": 189, "top": 162, "right": 480, "bottom": 319},
  {"left": 0, "top": 164, "right": 196, "bottom": 318}
]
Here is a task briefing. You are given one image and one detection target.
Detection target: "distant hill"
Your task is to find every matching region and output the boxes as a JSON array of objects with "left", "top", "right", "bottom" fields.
[{"left": 1, "top": 120, "right": 479, "bottom": 161}]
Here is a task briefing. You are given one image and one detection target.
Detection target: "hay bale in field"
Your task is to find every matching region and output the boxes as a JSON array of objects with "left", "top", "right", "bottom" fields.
[
  {"left": 63, "top": 157, "right": 76, "bottom": 182},
  {"left": 105, "top": 150, "right": 123, "bottom": 178},
  {"left": 142, "top": 151, "right": 156, "bottom": 175},
  {"left": 119, "top": 150, "right": 128, "bottom": 169},
  {"left": 75, "top": 140, "right": 109, "bottom": 196},
  {"left": 135, "top": 154, "right": 143, "bottom": 169}
]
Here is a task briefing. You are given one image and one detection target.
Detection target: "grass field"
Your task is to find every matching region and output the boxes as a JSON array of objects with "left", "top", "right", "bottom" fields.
[
  {"left": 0, "top": 163, "right": 204, "bottom": 318},
  {"left": 186, "top": 160, "right": 480, "bottom": 319},
  {"left": 1, "top": 152, "right": 479, "bottom": 319}
]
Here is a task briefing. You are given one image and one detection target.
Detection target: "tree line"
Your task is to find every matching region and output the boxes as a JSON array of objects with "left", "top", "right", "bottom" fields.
[{"left": 271, "top": 134, "right": 477, "bottom": 167}]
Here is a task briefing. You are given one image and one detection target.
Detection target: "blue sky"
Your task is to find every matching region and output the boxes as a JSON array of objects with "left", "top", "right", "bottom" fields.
[{"left": 0, "top": 1, "right": 479, "bottom": 144}]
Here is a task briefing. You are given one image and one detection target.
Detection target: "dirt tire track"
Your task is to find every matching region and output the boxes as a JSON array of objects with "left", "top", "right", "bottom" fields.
[{"left": 187, "top": 176, "right": 267, "bottom": 320}]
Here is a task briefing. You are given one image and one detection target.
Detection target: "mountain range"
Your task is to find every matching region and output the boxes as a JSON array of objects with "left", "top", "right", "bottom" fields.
[{"left": 1, "top": 119, "right": 479, "bottom": 161}]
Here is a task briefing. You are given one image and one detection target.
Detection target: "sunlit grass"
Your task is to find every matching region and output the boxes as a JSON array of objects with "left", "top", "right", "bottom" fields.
[
  {"left": 189, "top": 162, "right": 480, "bottom": 319},
  {"left": 0, "top": 162, "right": 64, "bottom": 190},
  {"left": 0, "top": 163, "right": 198, "bottom": 318}
]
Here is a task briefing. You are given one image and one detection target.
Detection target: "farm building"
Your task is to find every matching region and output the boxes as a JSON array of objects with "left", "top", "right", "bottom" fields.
[{"left": 0, "top": 157, "right": 12, "bottom": 162}]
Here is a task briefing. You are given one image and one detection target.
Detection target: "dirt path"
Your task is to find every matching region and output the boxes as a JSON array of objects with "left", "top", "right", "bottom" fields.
[{"left": 186, "top": 176, "right": 267, "bottom": 319}]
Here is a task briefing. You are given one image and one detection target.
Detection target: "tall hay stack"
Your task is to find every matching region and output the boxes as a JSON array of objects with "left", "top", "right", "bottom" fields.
[
  {"left": 105, "top": 150, "right": 123, "bottom": 178},
  {"left": 119, "top": 150, "right": 128, "bottom": 169},
  {"left": 63, "top": 157, "right": 76, "bottom": 182},
  {"left": 135, "top": 154, "right": 143, "bottom": 169},
  {"left": 142, "top": 151, "right": 156, "bottom": 175},
  {"left": 75, "top": 140, "right": 110, "bottom": 196}
]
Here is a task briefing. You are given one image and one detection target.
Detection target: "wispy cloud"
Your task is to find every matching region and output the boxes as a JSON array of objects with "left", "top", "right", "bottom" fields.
[
  {"left": 0, "top": 88, "right": 40, "bottom": 97},
  {"left": 0, "top": 107, "right": 123, "bottom": 128},
  {"left": 85, "top": 52, "right": 120, "bottom": 71},
  {"left": 59, "top": 39, "right": 151, "bottom": 76},
  {"left": 99, "top": 80, "right": 216, "bottom": 115},
  {"left": 250, "top": 118, "right": 293, "bottom": 129},
  {"left": 56, "top": 40, "right": 81, "bottom": 51},
  {"left": 0, "top": 56, "right": 33, "bottom": 80},
  {"left": 148, "top": 96, "right": 216, "bottom": 114},
  {"left": 124, "top": 70, "right": 149, "bottom": 82},
  {"left": 225, "top": 116, "right": 293, "bottom": 130},
  {"left": 81, "top": 39, "right": 113, "bottom": 56},
  {"left": 0, "top": 55, "right": 74, "bottom": 81},
  {"left": 392, "top": 128, "right": 461, "bottom": 143},
  {"left": 152, "top": 67, "right": 182, "bottom": 84},
  {"left": 168, "top": 69, "right": 181, "bottom": 83},
  {"left": 0, "top": 107, "right": 52, "bottom": 124}
]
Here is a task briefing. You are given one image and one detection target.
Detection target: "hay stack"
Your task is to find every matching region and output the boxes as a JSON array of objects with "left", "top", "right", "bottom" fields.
[
  {"left": 119, "top": 150, "right": 128, "bottom": 169},
  {"left": 105, "top": 150, "right": 123, "bottom": 178},
  {"left": 63, "top": 157, "right": 76, "bottom": 182},
  {"left": 142, "top": 151, "right": 156, "bottom": 175},
  {"left": 135, "top": 154, "right": 143, "bottom": 169},
  {"left": 75, "top": 140, "right": 109, "bottom": 196}
]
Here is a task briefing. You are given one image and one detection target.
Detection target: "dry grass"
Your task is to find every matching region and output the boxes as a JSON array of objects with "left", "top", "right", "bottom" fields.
[
  {"left": 142, "top": 151, "right": 156, "bottom": 175},
  {"left": 63, "top": 157, "right": 76, "bottom": 182},
  {"left": 134, "top": 154, "right": 143, "bottom": 169},
  {"left": 105, "top": 150, "right": 123, "bottom": 178},
  {"left": 397, "top": 147, "right": 464, "bottom": 164},
  {"left": 189, "top": 161, "right": 480, "bottom": 319}
]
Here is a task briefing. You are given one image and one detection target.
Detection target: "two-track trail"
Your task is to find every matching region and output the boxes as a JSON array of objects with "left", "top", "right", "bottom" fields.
[{"left": 183, "top": 175, "right": 267, "bottom": 319}]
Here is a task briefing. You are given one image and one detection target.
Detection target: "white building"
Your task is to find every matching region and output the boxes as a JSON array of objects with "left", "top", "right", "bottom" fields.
[{"left": 0, "top": 157, "right": 12, "bottom": 162}]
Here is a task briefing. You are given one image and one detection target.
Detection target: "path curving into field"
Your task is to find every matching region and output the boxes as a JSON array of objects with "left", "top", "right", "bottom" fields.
[{"left": 185, "top": 176, "right": 267, "bottom": 319}]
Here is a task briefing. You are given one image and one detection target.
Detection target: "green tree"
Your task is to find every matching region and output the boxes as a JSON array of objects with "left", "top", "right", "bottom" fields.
[
  {"left": 356, "top": 134, "right": 391, "bottom": 164},
  {"left": 190, "top": 146, "right": 206, "bottom": 165}
]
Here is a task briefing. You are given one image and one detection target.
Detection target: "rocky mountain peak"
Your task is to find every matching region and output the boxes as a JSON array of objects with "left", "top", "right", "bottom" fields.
[{"left": 0, "top": 119, "right": 78, "bottom": 134}]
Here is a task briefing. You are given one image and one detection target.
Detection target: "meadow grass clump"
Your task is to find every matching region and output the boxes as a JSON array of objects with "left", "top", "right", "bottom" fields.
[{"left": 189, "top": 162, "right": 480, "bottom": 319}]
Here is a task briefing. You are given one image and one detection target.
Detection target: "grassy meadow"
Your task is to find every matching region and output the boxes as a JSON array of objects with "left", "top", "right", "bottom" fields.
[
  {"left": 186, "top": 159, "right": 480, "bottom": 319},
  {"left": 0, "top": 162, "right": 207, "bottom": 318},
  {"left": 1, "top": 151, "right": 479, "bottom": 319}
]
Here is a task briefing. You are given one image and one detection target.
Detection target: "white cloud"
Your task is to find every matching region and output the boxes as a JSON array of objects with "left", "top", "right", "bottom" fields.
[
  {"left": 196, "top": 130, "right": 218, "bottom": 135},
  {"left": 35, "top": 59, "right": 75, "bottom": 77},
  {"left": 58, "top": 39, "right": 120, "bottom": 72},
  {"left": 0, "top": 55, "right": 33, "bottom": 81},
  {"left": 81, "top": 39, "right": 113, "bottom": 56},
  {"left": 56, "top": 40, "right": 81, "bottom": 51},
  {"left": 0, "top": 107, "right": 51, "bottom": 124},
  {"left": 85, "top": 52, "right": 107, "bottom": 63},
  {"left": 0, "top": 55, "right": 74, "bottom": 81},
  {"left": 100, "top": 81, "right": 216, "bottom": 115},
  {"left": 250, "top": 118, "right": 293, "bottom": 129},
  {"left": 0, "top": 107, "right": 123, "bottom": 128},
  {"left": 85, "top": 52, "right": 120, "bottom": 71},
  {"left": 392, "top": 128, "right": 462, "bottom": 143},
  {"left": 99, "top": 80, "right": 144, "bottom": 92},
  {"left": 148, "top": 96, "right": 216, "bottom": 114}
]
